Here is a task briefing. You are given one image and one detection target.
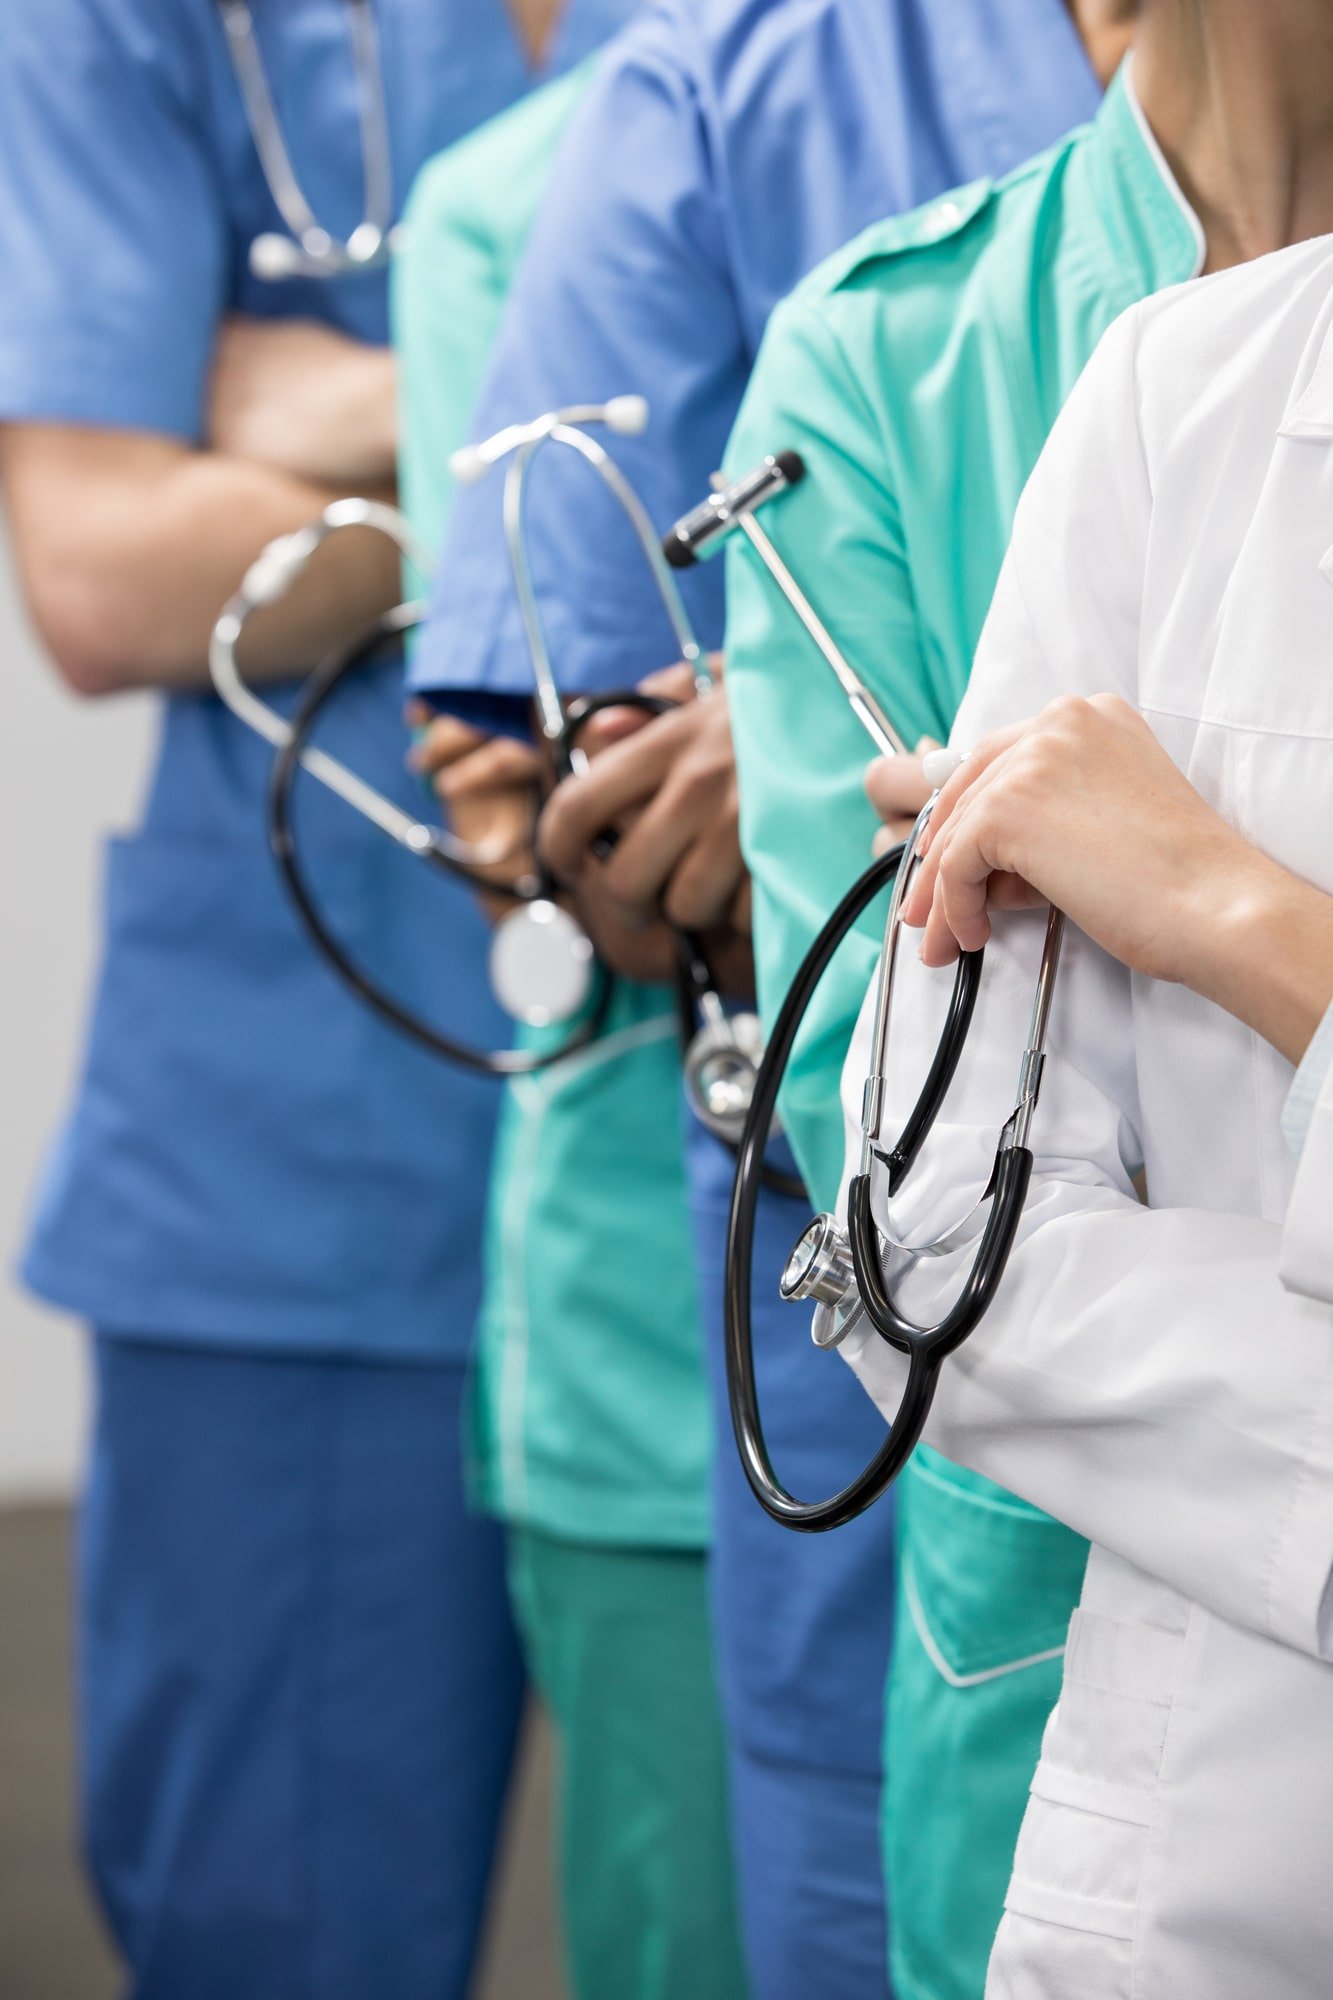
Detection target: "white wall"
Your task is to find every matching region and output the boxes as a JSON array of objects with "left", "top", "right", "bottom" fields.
[{"left": 0, "top": 520, "right": 153, "bottom": 1500}]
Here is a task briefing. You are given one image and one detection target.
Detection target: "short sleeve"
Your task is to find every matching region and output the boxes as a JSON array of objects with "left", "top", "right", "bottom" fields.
[
  {"left": 724, "top": 294, "right": 950, "bottom": 1208},
  {"left": 407, "top": 15, "right": 746, "bottom": 717},
  {"left": 0, "top": 0, "right": 227, "bottom": 439}
]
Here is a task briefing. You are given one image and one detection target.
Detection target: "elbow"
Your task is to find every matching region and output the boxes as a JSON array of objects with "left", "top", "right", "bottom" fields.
[{"left": 21, "top": 563, "right": 145, "bottom": 698}]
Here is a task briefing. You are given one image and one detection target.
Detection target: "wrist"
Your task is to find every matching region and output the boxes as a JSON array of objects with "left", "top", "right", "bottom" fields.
[
  {"left": 1186, "top": 849, "right": 1333, "bottom": 1065},
  {"left": 332, "top": 344, "right": 399, "bottom": 488}
]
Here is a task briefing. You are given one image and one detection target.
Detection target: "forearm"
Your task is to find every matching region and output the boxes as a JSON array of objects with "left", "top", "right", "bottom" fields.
[
  {"left": 2, "top": 427, "right": 400, "bottom": 694},
  {"left": 1184, "top": 853, "right": 1333, "bottom": 1066}
]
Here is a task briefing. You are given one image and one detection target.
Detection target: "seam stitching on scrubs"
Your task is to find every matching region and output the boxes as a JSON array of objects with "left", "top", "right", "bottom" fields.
[
  {"left": 498, "top": 1078, "right": 549, "bottom": 1519},
  {"left": 532, "top": 1010, "right": 680, "bottom": 1095},
  {"left": 902, "top": 1557, "right": 1067, "bottom": 1686}
]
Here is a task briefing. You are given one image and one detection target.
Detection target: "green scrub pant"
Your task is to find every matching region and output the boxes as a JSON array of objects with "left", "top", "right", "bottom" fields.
[{"left": 507, "top": 1528, "right": 749, "bottom": 2000}]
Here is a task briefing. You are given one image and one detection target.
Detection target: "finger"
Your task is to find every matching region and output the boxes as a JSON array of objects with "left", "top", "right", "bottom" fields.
[
  {"left": 537, "top": 710, "right": 689, "bottom": 877},
  {"left": 900, "top": 743, "right": 1016, "bottom": 925},
  {"left": 637, "top": 659, "right": 704, "bottom": 703},
  {"left": 662, "top": 827, "right": 747, "bottom": 932},
  {"left": 588, "top": 782, "right": 704, "bottom": 920},
  {"left": 873, "top": 817, "right": 917, "bottom": 856},
  {"left": 864, "top": 753, "right": 933, "bottom": 824},
  {"left": 573, "top": 704, "right": 660, "bottom": 757},
  {"left": 922, "top": 805, "right": 1002, "bottom": 966},
  {"left": 434, "top": 736, "right": 540, "bottom": 801},
  {"left": 408, "top": 714, "right": 484, "bottom": 775},
  {"left": 914, "top": 721, "right": 1027, "bottom": 857}
]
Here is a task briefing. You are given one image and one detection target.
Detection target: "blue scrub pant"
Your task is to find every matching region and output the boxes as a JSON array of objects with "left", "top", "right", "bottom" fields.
[
  {"left": 688, "top": 1130, "right": 897, "bottom": 1999},
  {"left": 78, "top": 1334, "right": 526, "bottom": 2000}
]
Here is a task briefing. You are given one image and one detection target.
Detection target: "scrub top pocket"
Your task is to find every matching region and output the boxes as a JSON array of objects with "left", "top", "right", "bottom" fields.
[
  {"left": 885, "top": 1450, "right": 1090, "bottom": 2000},
  {"left": 22, "top": 824, "right": 484, "bottom": 1355}
]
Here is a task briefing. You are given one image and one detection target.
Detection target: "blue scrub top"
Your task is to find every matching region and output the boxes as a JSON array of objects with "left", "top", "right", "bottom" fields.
[
  {"left": 408, "top": 0, "right": 1101, "bottom": 718},
  {"left": 0, "top": 0, "right": 637, "bottom": 1359}
]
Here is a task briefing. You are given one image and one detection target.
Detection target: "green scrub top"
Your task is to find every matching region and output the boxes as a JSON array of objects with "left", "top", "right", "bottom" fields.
[
  {"left": 393, "top": 73, "right": 711, "bottom": 1552},
  {"left": 394, "top": 62, "right": 600, "bottom": 557},
  {"left": 723, "top": 66, "right": 1202, "bottom": 2000}
]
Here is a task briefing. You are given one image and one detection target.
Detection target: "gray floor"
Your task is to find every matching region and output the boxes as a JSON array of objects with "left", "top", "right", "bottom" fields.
[{"left": 0, "top": 1505, "right": 568, "bottom": 2000}]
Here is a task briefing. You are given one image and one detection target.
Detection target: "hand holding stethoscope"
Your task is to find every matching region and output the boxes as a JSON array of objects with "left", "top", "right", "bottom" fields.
[
  {"left": 208, "top": 400, "right": 791, "bottom": 1132},
  {"left": 667, "top": 452, "right": 1066, "bottom": 1530}
]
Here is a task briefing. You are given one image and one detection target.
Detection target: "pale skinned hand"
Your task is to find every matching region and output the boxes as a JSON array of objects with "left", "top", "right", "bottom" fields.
[
  {"left": 864, "top": 739, "right": 940, "bottom": 854},
  {"left": 898, "top": 694, "right": 1333, "bottom": 1068},
  {"left": 901, "top": 695, "right": 1254, "bottom": 976},
  {"left": 209, "top": 318, "right": 399, "bottom": 490}
]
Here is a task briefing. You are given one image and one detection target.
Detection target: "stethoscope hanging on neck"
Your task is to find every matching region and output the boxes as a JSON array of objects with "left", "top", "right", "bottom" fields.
[
  {"left": 218, "top": 0, "right": 400, "bottom": 281},
  {"left": 208, "top": 496, "right": 613, "bottom": 1076},
  {"left": 454, "top": 401, "right": 785, "bottom": 1154},
  {"left": 666, "top": 451, "right": 1064, "bottom": 1530}
]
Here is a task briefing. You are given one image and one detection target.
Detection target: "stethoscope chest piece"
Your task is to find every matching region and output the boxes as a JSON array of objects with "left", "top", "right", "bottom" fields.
[
  {"left": 683, "top": 1008, "right": 767, "bottom": 1145},
  {"left": 489, "top": 900, "right": 597, "bottom": 1029},
  {"left": 780, "top": 1213, "right": 865, "bottom": 1350}
]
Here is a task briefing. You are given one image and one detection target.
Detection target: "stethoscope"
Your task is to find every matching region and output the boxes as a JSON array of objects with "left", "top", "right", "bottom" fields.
[
  {"left": 209, "top": 493, "right": 616, "bottom": 1075},
  {"left": 666, "top": 452, "right": 1065, "bottom": 1530},
  {"left": 453, "top": 401, "right": 790, "bottom": 1157},
  {"left": 218, "top": 0, "right": 400, "bottom": 281},
  {"left": 207, "top": 404, "right": 796, "bottom": 1145}
]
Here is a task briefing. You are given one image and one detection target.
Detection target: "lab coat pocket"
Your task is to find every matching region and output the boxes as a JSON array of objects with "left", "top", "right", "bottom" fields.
[{"left": 998, "top": 1599, "right": 1188, "bottom": 1994}]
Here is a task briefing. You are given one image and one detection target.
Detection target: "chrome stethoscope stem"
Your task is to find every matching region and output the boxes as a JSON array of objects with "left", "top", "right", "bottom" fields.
[
  {"left": 207, "top": 497, "right": 518, "bottom": 872},
  {"left": 464, "top": 398, "right": 715, "bottom": 755},
  {"left": 219, "top": 0, "right": 397, "bottom": 278},
  {"left": 706, "top": 474, "right": 909, "bottom": 759},
  {"left": 1005, "top": 906, "right": 1065, "bottom": 1153},
  {"left": 857, "top": 792, "right": 940, "bottom": 1176}
]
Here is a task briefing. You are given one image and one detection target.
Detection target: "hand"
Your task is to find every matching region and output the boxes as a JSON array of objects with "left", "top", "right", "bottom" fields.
[
  {"left": 903, "top": 694, "right": 1333, "bottom": 1066},
  {"left": 406, "top": 704, "right": 541, "bottom": 898},
  {"left": 209, "top": 318, "right": 398, "bottom": 489},
  {"left": 864, "top": 738, "right": 940, "bottom": 854},
  {"left": 539, "top": 655, "right": 748, "bottom": 935}
]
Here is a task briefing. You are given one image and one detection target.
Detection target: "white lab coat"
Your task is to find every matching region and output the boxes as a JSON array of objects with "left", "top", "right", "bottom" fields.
[{"left": 837, "top": 233, "right": 1333, "bottom": 2000}]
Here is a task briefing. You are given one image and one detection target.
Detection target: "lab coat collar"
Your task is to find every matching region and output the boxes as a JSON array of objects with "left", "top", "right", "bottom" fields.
[{"left": 1089, "top": 59, "right": 1206, "bottom": 299}]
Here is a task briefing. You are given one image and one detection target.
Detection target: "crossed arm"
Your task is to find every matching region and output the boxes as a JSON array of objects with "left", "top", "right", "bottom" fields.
[{"left": 0, "top": 318, "right": 401, "bottom": 695}]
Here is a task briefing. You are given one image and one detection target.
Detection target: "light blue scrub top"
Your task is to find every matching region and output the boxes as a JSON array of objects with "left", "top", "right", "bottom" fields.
[
  {"left": 0, "top": 0, "right": 636, "bottom": 1358},
  {"left": 408, "top": 0, "right": 1100, "bottom": 719}
]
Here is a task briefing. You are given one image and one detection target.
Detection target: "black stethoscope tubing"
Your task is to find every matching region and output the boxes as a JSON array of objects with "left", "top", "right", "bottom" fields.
[
  {"left": 724, "top": 841, "right": 1033, "bottom": 1531},
  {"left": 268, "top": 608, "right": 812, "bottom": 1191},
  {"left": 268, "top": 610, "right": 615, "bottom": 1076}
]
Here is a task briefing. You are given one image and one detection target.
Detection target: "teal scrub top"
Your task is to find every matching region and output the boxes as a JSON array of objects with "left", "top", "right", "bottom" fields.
[
  {"left": 403, "top": 0, "right": 1098, "bottom": 1554},
  {"left": 0, "top": 0, "right": 634, "bottom": 1360},
  {"left": 724, "top": 65, "right": 1202, "bottom": 2000},
  {"left": 394, "top": 70, "right": 713, "bottom": 1548}
]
